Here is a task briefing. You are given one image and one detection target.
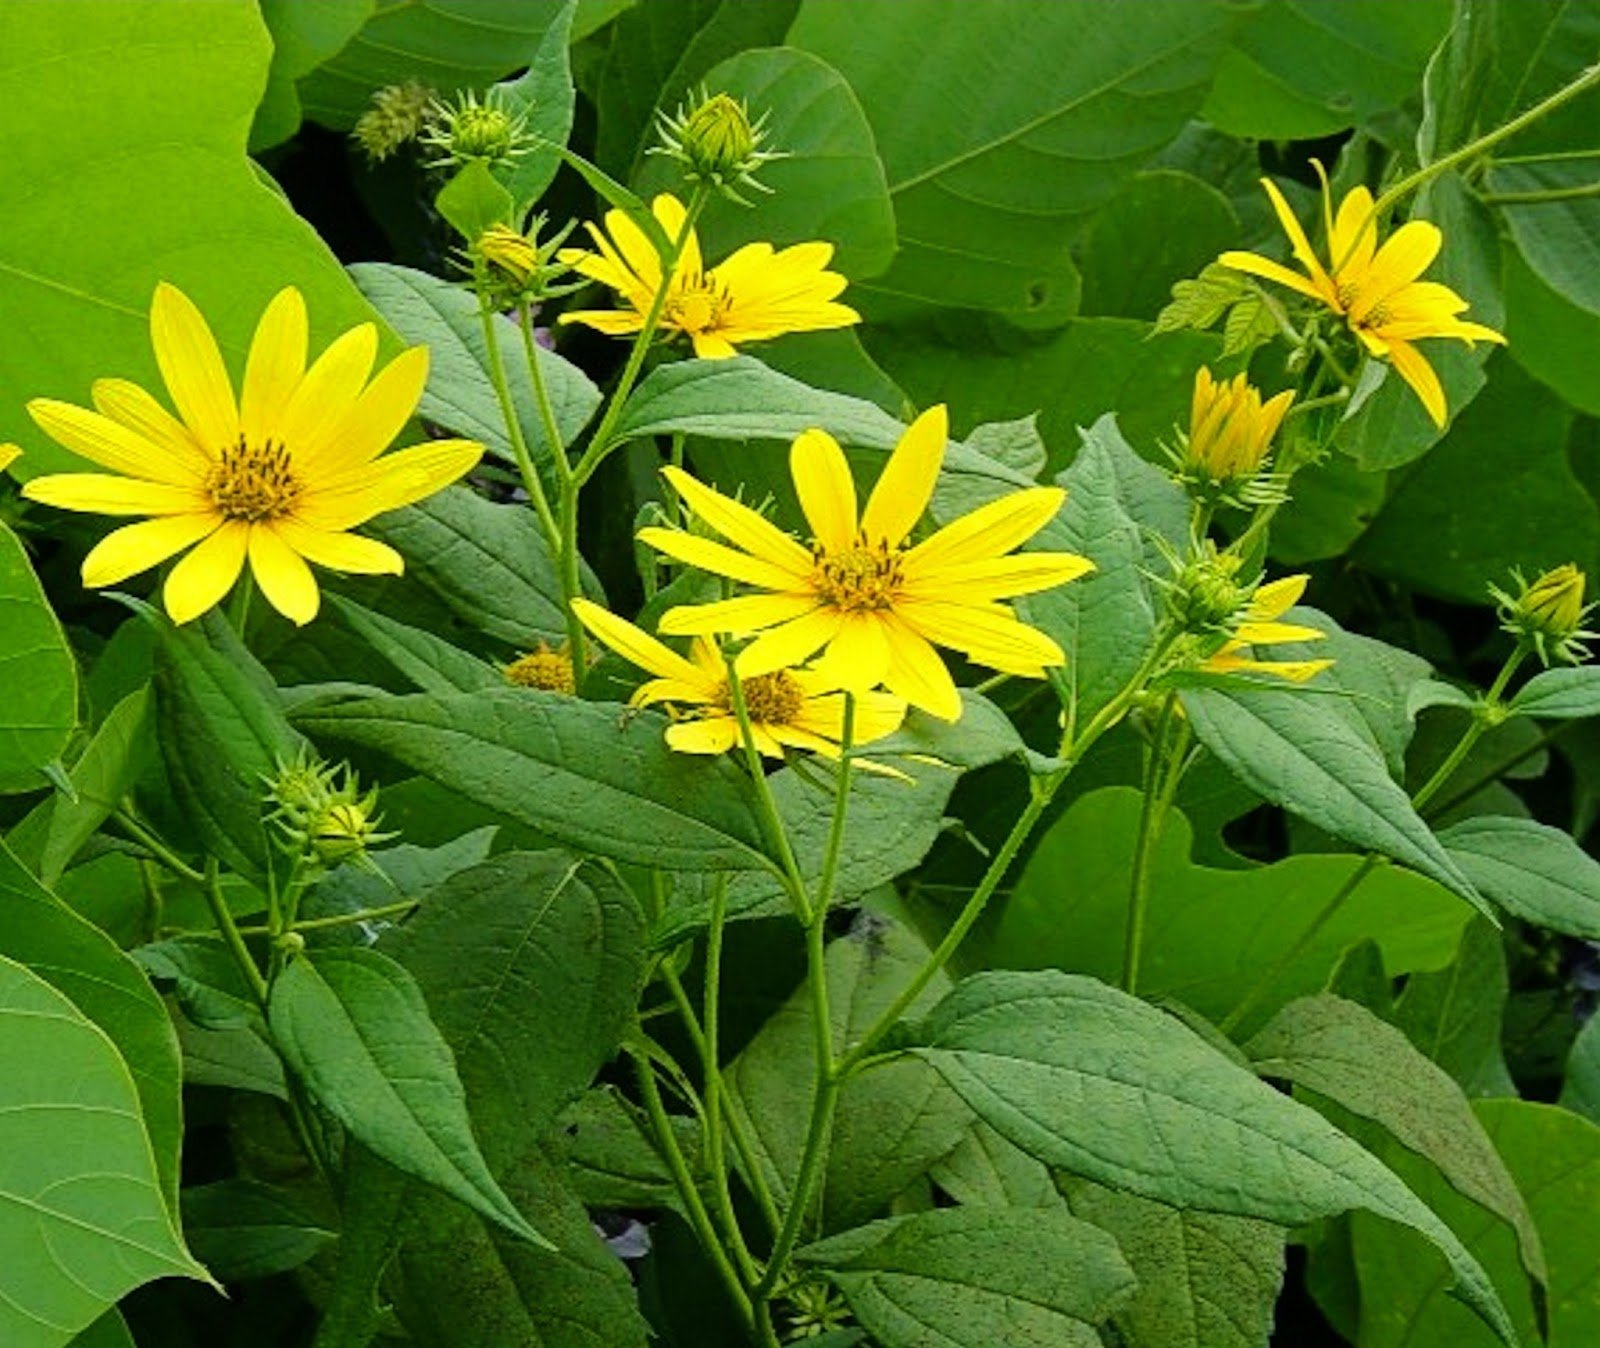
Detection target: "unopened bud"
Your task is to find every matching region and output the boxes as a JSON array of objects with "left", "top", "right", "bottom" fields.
[
  {"left": 1493, "top": 564, "right": 1595, "bottom": 665},
  {"left": 1168, "top": 549, "right": 1248, "bottom": 635},
  {"left": 352, "top": 81, "right": 434, "bottom": 163},
  {"left": 1171, "top": 366, "right": 1293, "bottom": 507},
  {"left": 651, "top": 87, "right": 784, "bottom": 204},
  {"left": 421, "top": 89, "right": 533, "bottom": 171}
]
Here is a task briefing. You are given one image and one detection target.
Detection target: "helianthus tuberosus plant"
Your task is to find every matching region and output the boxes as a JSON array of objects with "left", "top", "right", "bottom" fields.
[{"left": 6, "top": 8, "right": 1600, "bottom": 1348}]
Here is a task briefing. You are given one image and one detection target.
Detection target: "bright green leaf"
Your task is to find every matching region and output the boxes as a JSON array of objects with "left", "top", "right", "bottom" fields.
[{"left": 0, "top": 522, "right": 76, "bottom": 794}]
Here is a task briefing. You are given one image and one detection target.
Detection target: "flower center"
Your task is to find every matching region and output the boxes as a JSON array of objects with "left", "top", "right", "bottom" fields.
[
  {"left": 1334, "top": 280, "right": 1359, "bottom": 313},
  {"left": 718, "top": 670, "right": 805, "bottom": 725},
  {"left": 812, "top": 540, "right": 903, "bottom": 613},
  {"left": 503, "top": 645, "right": 576, "bottom": 694},
  {"left": 209, "top": 437, "right": 300, "bottom": 522},
  {"left": 664, "top": 277, "right": 728, "bottom": 334}
]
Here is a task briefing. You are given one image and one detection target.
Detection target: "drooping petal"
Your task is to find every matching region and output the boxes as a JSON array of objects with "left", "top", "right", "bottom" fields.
[
  {"left": 270, "top": 519, "right": 404, "bottom": 575},
  {"left": 239, "top": 287, "right": 308, "bottom": 449},
  {"left": 790, "top": 429, "right": 858, "bottom": 553},
  {"left": 150, "top": 282, "right": 239, "bottom": 452},
  {"left": 880, "top": 617, "right": 963, "bottom": 721},
  {"left": 572, "top": 597, "right": 710, "bottom": 687},
  {"left": 657, "top": 591, "right": 819, "bottom": 636},
  {"left": 81, "top": 514, "right": 219, "bottom": 587},
  {"left": 689, "top": 331, "right": 740, "bottom": 359},
  {"left": 666, "top": 716, "right": 741, "bottom": 755},
  {"left": 903, "top": 486, "right": 1065, "bottom": 574},
  {"left": 1383, "top": 337, "right": 1448, "bottom": 428},
  {"left": 300, "top": 345, "right": 429, "bottom": 478},
  {"left": 275, "top": 323, "right": 379, "bottom": 464},
  {"left": 249, "top": 523, "right": 321, "bottom": 626},
  {"left": 735, "top": 608, "right": 844, "bottom": 679},
  {"left": 22, "top": 473, "right": 208, "bottom": 516},
  {"left": 903, "top": 552, "right": 1095, "bottom": 603},
  {"left": 558, "top": 309, "right": 649, "bottom": 335},
  {"left": 636, "top": 527, "right": 800, "bottom": 590},
  {"left": 860, "top": 405, "right": 947, "bottom": 549},
  {"left": 817, "top": 612, "right": 892, "bottom": 691},
  {"left": 163, "top": 519, "right": 249, "bottom": 624},
  {"left": 1218, "top": 250, "right": 1328, "bottom": 303},
  {"left": 1235, "top": 619, "right": 1325, "bottom": 645},
  {"left": 27, "top": 398, "right": 203, "bottom": 486},
  {"left": 91, "top": 379, "right": 214, "bottom": 476},
  {"left": 659, "top": 466, "right": 814, "bottom": 574}
]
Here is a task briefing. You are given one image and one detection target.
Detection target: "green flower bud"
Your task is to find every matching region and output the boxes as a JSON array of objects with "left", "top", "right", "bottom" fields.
[
  {"left": 420, "top": 89, "right": 534, "bottom": 171},
  {"left": 352, "top": 81, "right": 434, "bottom": 163},
  {"left": 264, "top": 749, "right": 392, "bottom": 868},
  {"left": 1168, "top": 550, "right": 1248, "bottom": 635},
  {"left": 1493, "top": 563, "right": 1596, "bottom": 666},
  {"left": 651, "top": 86, "right": 784, "bottom": 204}
]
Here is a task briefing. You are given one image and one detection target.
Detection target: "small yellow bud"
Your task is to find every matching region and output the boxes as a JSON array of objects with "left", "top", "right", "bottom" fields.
[
  {"left": 352, "top": 81, "right": 434, "bottom": 163},
  {"left": 312, "top": 798, "right": 384, "bottom": 866},
  {"left": 264, "top": 749, "right": 392, "bottom": 867},
  {"left": 1176, "top": 367, "right": 1294, "bottom": 503},
  {"left": 504, "top": 642, "right": 576, "bottom": 694},
  {"left": 478, "top": 223, "right": 539, "bottom": 285},
  {"left": 1494, "top": 563, "right": 1595, "bottom": 665}
]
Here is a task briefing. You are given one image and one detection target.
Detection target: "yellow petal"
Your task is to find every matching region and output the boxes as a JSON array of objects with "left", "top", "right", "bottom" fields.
[
  {"left": 860, "top": 405, "right": 947, "bottom": 549},
  {"left": 239, "top": 287, "right": 308, "bottom": 449},
  {"left": 660, "top": 466, "right": 814, "bottom": 575},
  {"left": 0, "top": 444, "right": 19, "bottom": 475},
  {"left": 1259, "top": 177, "right": 1333, "bottom": 298},
  {"left": 665, "top": 716, "right": 740, "bottom": 756},
  {"left": 81, "top": 514, "right": 218, "bottom": 587},
  {"left": 636, "top": 527, "right": 800, "bottom": 590},
  {"left": 572, "top": 597, "right": 710, "bottom": 687},
  {"left": 150, "top": 282, "right": 238, "bottom": 452},
  {"left": 689, "top": 331, "right": 740, "bottom": 358},
  {"left": 789, "top": 688, "right": 906, "bottom": 747},
  {"left": 631, "top": 675, "right": 715, "bottom": 709},
  {"left": 1218, "top": 250, "right": 1327, "bottom": 303},
  {"left": 303, "top": 439, "right": 483, "bottom": 529},
  {"left": 904, "top": 486, "right": 1065, "bottom": 573},
  {"left": 91, "top": 379, "right": 213, "bottom": 477},
  {"left": 657, "top": 591, "right": 819, "bottom": 637},
  {"left": 817, "top": 612, "right": 892, "bottom": 691},
  {"left": 248, "top": 524, "right": 320, "bottom": 626},
  {"left": 271, "top": 519, "right": 403, "bottom": 575},
  {"left": 22, "top": 473, "right": 207, "bottom": 516},
  {"left": 881, "top": 618, "right": 962, "bottom": 721},
  {"left": 604, "top": 204, "right": 669, "bottom": 294},
  {"left": 652, "top": 193, "right": 701, "bottom": 281},
  {"left": 303, "top": 345, "right": 430, "bottom": 478},
  {"left": 735, "top": 608, "right": 844, "bottom": 679},
  {"left": 1328, "top": 184, "right": 1377, "bottom": 278},
  {"left": 27, "top": 398, "right": 202, "bottom": 485},
  {"left": 558, "top": 309, "right": 648, "bottom": 335},
  {"left": 1235, "top": 620, "right": 1325, "bottom": 646},
  {"left": 163, "top": 519, "right": 249, "bottom": 624},
  {"left": 1354, "top": 220, "right": 1442, "bottom": 309},
  {"left": 790, "top": 429, "right": 858, "bottom": 553},
  {"left": 1384, "top": 338, "right": 1448, "bottom": 428},
  {"left": 905, "top": 552, "right": 1094, "bottom": 602},
  {"left": 276, "top": 323, "right": 378, "bottom": 464},
  {"left": 1247, "top": 574, "right": 1309, "bottom": 620},
  {"left": 898, "top": 597, "right": 1065, "bottom": 675}
]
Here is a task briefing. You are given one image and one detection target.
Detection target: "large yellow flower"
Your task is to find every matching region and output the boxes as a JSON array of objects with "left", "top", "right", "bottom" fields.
[
  {"left": 1202, "top": 575, "right": 1333, "bottom": 683},
  {"left": 558, "top": 193, "right": 859, "bottom": 358},
  {"left": 1220, "top": 174, "right": 1503, "bottom": 427},
  {"left": 21, "top": 284, "right": 482, "bottom": 626},
  {"left": 639, "top": 406, "right": 1094, "bottom": 722},
  {"left": 571, "top": 598, "right": 904, "bottom": 757}
]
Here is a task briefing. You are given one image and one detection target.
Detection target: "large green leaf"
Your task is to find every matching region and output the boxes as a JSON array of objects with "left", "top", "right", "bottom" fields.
[
  {"left": 1507, "top": 666, "right": 1600, "bottom": 721},
  {"left": 0, "top": 840, "right": 184, "bottom": 1214},
  {"left": 294, "top": 689, "right": 775, "bottom": 872},
  {"left": 0, "top": 522, "right": 76, "bottom": 793},
  {"left": 911, "top": 970, "right": 1517, "bottom": 1345},
  {"left": 987, "top": 788, "right": 1471, "bottom": 1035},
  {"left": 790, "top": 0, "right": 1237, "bottom": 320},
  {"left": 329, "top": 595, "right": 502, "bottom": 695},
  {"left": 633, "top": 46, "right": 896, "bottom": 279},
  {"left": 180, "top": 1178, "right": 337, "bottom": 1282},
  {"left": 1179, "top": 684, "right": 1486, "bottom": 911},
  {"left": 268, "top": 948, "right": 546, "bottom": 1246},
  {"left": 1392, "top": 919, "right": 1517, "bottom": 1099},
  {"left": 1504, "top": 249, "right": 1600, "bottom": 416},
  {"left": 299, "top": 0, "right": 571, "bottom": 127},
  {"left": 492, "top": 1, "right": 578, "bottom": 211},
  {"left": 727, "top": 912, "right": 970, "bottom": 1231},
  {"left": 252, "top": 0, "right": 373, "bottom": 150},
  {"left": 0, "top": 0, "right": 386, "bottom": 476},
  {"left": 1440, "top": 815, "right": 1600, "bottom": 939},
  {"left": 1247, "top": 994, "right": 1546, "bottom": 1296},
  {"left": 0, "top": 953, "right": 205, "bottom": 1347},
  {"left": 797, "top": 1207, "right": 1135, "bottom": 1348},
  {"left": 1349, "top": 1101, "right": 1600, "bottom": 1346}
]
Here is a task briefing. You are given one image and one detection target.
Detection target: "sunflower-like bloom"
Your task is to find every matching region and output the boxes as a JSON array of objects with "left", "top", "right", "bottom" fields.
[
  {"left": 1181, "top": 366, "right": 1294, "bottom": 493},
  {"left": 1220, "top": 174, "right": 1504, "bottom": 427},
  {"left": 1202, "top": 575, "right": 1333, "bottom": 683},
  {"left": 639, "top": 406, "right": 1094, "bottom": 722},
  {"left": 558, "top": 193, "right": 859, "bottom": 359},
  {"left": 571, "top": 598, "right": 904, "bottom": 757},
  {"left": 20, "top": 284, "right": 482, "bottom": 627}
]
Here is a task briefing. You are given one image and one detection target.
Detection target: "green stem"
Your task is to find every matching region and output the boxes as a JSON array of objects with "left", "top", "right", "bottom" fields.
[
  {"left": 1284, "top": 389, "right": 1351, "bottom": 420},
  {"left": 236, "top": 898, "right": 420, "bottom": 937},
  {"left": 1422, "top": 722, "right": 1569, "bottom": 822},
  {"left": 228, "top": 571, "right": 254, "bottom": 640},
  {"left": 203, "top": 858, "right": 269, "bottom": 1009},
  {"left": 114, "top": 808, "right": 205, "bottom": 885},
  {"left": 632, "top": 1050, "right": 757, "bottom": 1330},
  {"left": 1122, "top": 694, "right": 1184, "bottom": 995},
  {"left": 1411, "top": 647, "right": 1525, "bottom": 812},
  {"left": 1480, "top": 180, "right": 1600, "bottom": 206},
  {"left": 137, "top": 860, "right": 165, "bottom": 945},
  {"left": 725, "top": 660, "right": 812, "bottom": 917},
  {"left": 1492, "top": 146, "right": 1600, "bottom": 167},
  {"left": 572, "top": 185, "right": 711, "bottom": 487},
  {"left": 756, "top": 1072, "right": 839, "bottom": 1299}
]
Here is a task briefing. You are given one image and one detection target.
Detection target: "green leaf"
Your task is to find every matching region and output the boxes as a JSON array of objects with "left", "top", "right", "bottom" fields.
[
  {"left": 1179, "top": 684, "right": 1486, "bottom": 911},
  {"left": 0, "top": 952, "right": 206, "bottom": 1346},
  {"left": 911, "top": 969, "right": 1518, "bottom": 1345},
  {"left": 0, "top": 522, "right": 76, "bottom": 793},
  {"left": 727, "top": 912, "right": 971, "bottom": 1230},
  {"left": 381, "top": 851, "right": 645, "bottom": 1165},
  {"left": 1061, "top": 1179, "right": 1286, "bottom": 1348},
  {"left": 988, "top": 788, "right": 1472, "bottom": 1036},
  {"left": 493, "top": 0, "right": 577, "bottom": 210},
  {"left": 295, "top": 689, "right": 774, "bottom": 872},
  {"left": 1246, "top": 993, "right": 1546, "bottom": 1297},
  {"left": 790, "top": 0, "right": 1236, "bottom": 320},
  {"left": 136, "top": 935, "right": 259, "bottom": 1032},
  {"left": 1560, "top": 1012, "right": 1600, "bottom": 1125},
  {"left": 349, "top": 263, "right": 600, "bottom": 469},
  {"left": 1503, "top": 247, "right": 1600, "bottom": 416},
  {"left": 268, "top": 947, "right": 547, "bottom": 1246},
  {"left": 1508, "top": 665, "right": 1600, "bottom": 720},
  {"left": 634, "top": 46, "right": 896, "bottom": 279},
  {"left": 66, "top": 1310, "right": 136, "bottom": 1348},
  {"left": 552, "top": 1087, "right": 701, "bottom": 1212},
  {"left": 931, "top": 1120, "right": 1066, "bottom": 1212},
  {"left": 796, "top": 1206, "right": 1135, "bottom": 1348},
  {"left": 1349, "top": 1101, "right": 1600, "bottom": 1347},
  {"left": 252, "top": 0, "right": 373, "bottom": 150},
  {"left": 1392, "top": 919, "right": 1517, "bottom": 1099},
  {"left": 435, "top": 160, "right": 515, "bottom": 239},
  {"left": 329, "top": 595, "right": 502, "bottom": 694},
  {"left": 149, "top": 606, "right": 305, "bottom": 879},
  {"left": 181, "top": 1178, "right": 337, "bottom": 1282},
  {"left": 1440, "top": 815, "right": 1600, "bottom": 939},
  {"left": 0, "top": 0, "right": 392, "bottom": 477},
  {"left": 299, "top": 0, "right": 571, "bottom": 127},
  {"left": 1200, "top": 0, "right": 1452, "bottom": 140},
  {"left": 0, "top": 840, "right": 185, "bottom": 1214},
  {"left": 363, "top": 487, "right": 585, "bottom": 649}
]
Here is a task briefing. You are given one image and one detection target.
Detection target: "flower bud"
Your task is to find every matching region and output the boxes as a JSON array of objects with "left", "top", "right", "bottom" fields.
[
  {"left": 504, "top": 641, "right": 576, "bottom": 694},
  {"left": 421, "top": 89, "right": 533, "bottom": 171},
  {"left": 264, "top": 749, "right": 392, "bottom": 868},
  {"left": 1172, "top": 367, "right": 1293, "bottom": 505},
  {"left": 352, "top": 81, "right": 434, "bottom": 163},
  {"left": 1168, "top": 549, "right": 1248, "bottom": 635},
  {"left": 1493, "top": 563, "right": 1595, "bottom": 665},
  {"left": 651, "top": 87, "right": 784, "bottom": 203},
  {"left": 311, "top": 797, "right": 385, "bottom": 866}
]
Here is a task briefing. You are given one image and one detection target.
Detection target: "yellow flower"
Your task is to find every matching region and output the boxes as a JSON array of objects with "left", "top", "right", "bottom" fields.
[
  {"left": 21, "top": 283, "right": 482, "bottom": 627},
  {"left": 1183, "top": 366, "right": 1293, "bottom": 486},
  {"left": 571, "top": 598, "right": 905, "bottom": 757},
  {"left": 639, "top": 406, "right": 1094, "bottom": 721},
  {"left": 558, "top": 193, "right": 859, "bottom": 359},
  {"left": 1201, "top": 575, "right": 1333, "bottom": 683},
  {"left": 1220, "top": 172, "right": 1504, "bottom": 427}
]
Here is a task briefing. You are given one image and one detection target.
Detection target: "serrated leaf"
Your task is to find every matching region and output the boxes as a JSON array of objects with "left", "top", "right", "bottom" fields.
[
  {"left": 1155, "top": 261, "right": 1248, "bottom": 334},
  {"left": 1440, "top": 815, "right": 1600, "bottom": 939},
  {"left": 1508, "top": 666, "right": 1600, "bottom": 720}
]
